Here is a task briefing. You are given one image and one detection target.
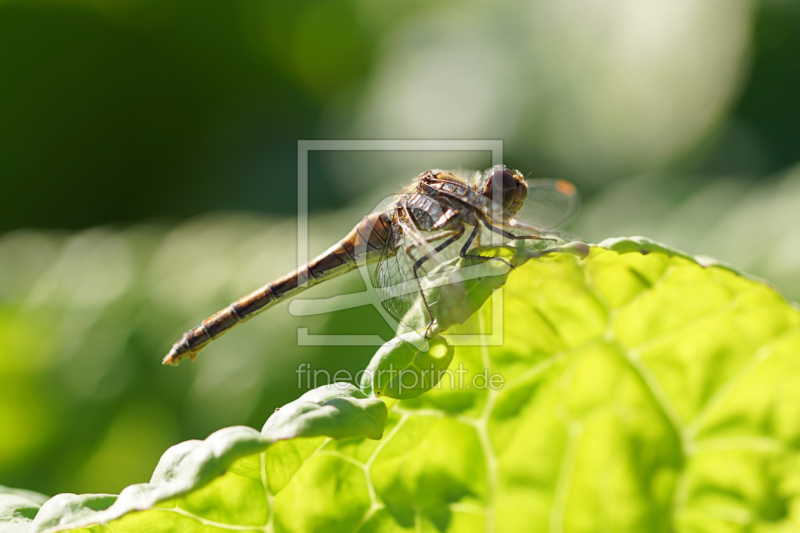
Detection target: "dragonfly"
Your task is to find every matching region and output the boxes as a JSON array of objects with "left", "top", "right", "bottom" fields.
[{"left": 163, "top": 165, "right": 578, "bottom": 366}]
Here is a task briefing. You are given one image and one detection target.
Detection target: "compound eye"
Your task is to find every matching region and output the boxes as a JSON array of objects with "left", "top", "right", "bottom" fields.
[{"left": 485, "top": 166, "right": 518, "bottom": 210}]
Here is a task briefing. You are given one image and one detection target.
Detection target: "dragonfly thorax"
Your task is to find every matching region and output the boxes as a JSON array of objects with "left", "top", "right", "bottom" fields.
[{"left": 403, "top": 190, "right": 472, "bottom": 232}]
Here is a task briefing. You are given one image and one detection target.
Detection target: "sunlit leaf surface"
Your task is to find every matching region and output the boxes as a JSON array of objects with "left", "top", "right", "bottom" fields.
[{"left": 6, "top": 238, "right": 800, "bottom": 532}]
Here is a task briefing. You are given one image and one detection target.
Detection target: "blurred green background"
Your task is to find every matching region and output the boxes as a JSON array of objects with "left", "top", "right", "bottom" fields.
[{"left": 1, "top": 0, "right": 799, "bottom": 498}]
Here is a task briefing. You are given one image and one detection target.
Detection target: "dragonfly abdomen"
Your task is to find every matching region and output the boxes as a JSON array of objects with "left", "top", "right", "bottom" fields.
[{"left": 163, "top": 211, "right": 393, "bottom": 366}]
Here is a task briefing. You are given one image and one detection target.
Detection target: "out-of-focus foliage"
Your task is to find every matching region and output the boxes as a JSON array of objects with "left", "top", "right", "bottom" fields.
[
  {"left": 7, "top": 240, "right": 800, "bottom": 532},
  {"left": 0, "top": 0, "right": 798, "bottom": 229},
  {"left": 1, "top": 0, "right": 799, "bottom": 506}
]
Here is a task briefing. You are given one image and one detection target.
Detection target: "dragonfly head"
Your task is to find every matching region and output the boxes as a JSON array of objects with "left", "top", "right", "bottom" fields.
[{"left": 482, "top": 165, "right": 527, "bottom": 219}]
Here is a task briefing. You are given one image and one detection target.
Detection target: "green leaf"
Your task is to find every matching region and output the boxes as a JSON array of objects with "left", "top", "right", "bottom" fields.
[
  {"left": 361, "top": 335, "right": 455, "bottom": 399},
  {"left": 0, "top": 486, "right": 49, "bottom": 533},
  {"left": 264, "top": 383, "right": 388, "bottom": 440},
  {"left": 14, "top": 384, "right": 386, "bottom": 533},
  {"left": 6, "top": 237, "right": 800, "bottom": 532}
]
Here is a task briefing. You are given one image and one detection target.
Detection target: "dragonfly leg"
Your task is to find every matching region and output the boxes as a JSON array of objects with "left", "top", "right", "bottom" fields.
[
  {"left": 479, "top": 217, "right": 559, "bottom": 245},
  {"left": 460, "top": 224, "right": 515, "bottom": 269},
  {"left": 406, "top": 225, "right": 467, "bottom": 336},
  {"left": 404, "top": 227, "right": 464, "bottom": 256}
]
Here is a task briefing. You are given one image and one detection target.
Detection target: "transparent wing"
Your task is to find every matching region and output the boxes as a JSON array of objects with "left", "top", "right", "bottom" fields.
[
  {"left": 370, "top": 212, "right": 416, "bottom": 327},
  {"left": 514, "top": 178, "right": 580, "bottom": 231},
  {"left": 370, "top": 205, "right": 463, "bottom": 331}
]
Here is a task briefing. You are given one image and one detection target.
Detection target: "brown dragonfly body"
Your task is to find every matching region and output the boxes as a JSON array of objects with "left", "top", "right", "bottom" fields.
[
  {"left": 163, "top": 210, "right": 393, "bottom": 365},
  {"left": 164, "top": 166, "right": 576, "bottom": 366}
]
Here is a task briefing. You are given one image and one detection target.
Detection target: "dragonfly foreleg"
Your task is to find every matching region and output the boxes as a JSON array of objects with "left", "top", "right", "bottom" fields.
[
  {"left": 459, "top": 224, "right": 515, "bottom": 269},
  {"left": 479, "top": 216, "right": 559, "bottom": 245}
]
